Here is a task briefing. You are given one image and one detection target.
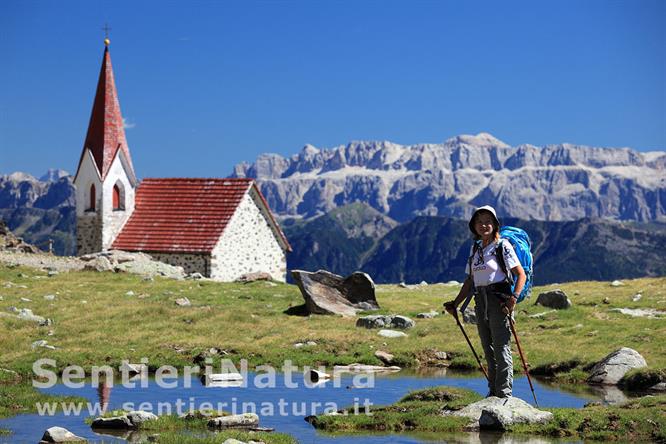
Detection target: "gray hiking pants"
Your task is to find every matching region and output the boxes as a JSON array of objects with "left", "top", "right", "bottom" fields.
[{"left": 475, "top": 286, "right": 513, "bottom": 397}]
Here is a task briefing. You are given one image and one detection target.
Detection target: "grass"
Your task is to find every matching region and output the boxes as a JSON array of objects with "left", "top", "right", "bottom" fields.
[
  {"left": 0, "top": 263, "right": 665, "bottom": 440},
  {"left": 311, "top": 386, "right": 666, "bottom": 442},
  {"left": 1, "top": 265, "right": 664, "bottom": 378}
]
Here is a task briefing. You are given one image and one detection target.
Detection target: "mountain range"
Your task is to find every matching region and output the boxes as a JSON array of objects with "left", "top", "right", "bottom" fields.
[
  {"left": 2, "top": 133, "right": 665, "bottom": 283},
  {"left": 231, "top": 133, "right": 666, "bottom": 223}
]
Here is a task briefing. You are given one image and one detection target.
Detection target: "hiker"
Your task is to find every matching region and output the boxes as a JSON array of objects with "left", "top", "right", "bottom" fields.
[{"left": 444, "top": 205, "right": 526, "bottom": 398}]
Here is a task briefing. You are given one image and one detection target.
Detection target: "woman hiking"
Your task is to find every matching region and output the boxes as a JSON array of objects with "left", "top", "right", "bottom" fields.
[{"left": 444, "top": 205, "right": 526, "bottom": 398}]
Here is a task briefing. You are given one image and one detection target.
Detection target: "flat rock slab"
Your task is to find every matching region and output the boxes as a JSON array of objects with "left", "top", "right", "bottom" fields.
[
  {"left": 452, "top": 396, "right": 552, "bottom": 430},
  {"left": 611, "top": 308, "right": 666, "bottom": 318},
  {"left": 39, "top": 426, "right": 86, "bottom": 443},
  {"left": 378, "top": 329, "right": 407, "bottom": 338},
  {"left": 588, "top": 347, "right": 647, "bottom": 385},
  {"left": 291, "top": 270, "right": 379, "bottom": 317},
  {"left": 90, "top": 410, "right": 157, "bottom": 429},
  {"left": 356, "top": 315, "right": 415, "bottom": 329},
  {"left": 208, "top": 413, "right": 260, "bottom": 428}
]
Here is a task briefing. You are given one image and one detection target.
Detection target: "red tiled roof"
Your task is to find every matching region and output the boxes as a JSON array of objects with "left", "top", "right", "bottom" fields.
[
  {"left": 75, "top": 46, "right": 135, "bottom": 181},
  {"left": 112, "top": 178, "right": 290, "bottom": 254}
]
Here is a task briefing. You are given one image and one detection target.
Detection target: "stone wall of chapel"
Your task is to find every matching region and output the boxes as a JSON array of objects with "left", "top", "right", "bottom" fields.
[
  {"left": 149, "top": 252, "right": 210, "bottom": 276},
  {"left": 210, "top": 190, "right": 287, "bottom": 282}
]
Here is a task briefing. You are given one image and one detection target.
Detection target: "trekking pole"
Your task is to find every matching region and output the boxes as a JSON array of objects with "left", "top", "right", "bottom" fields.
[
  {"left": 508, "top": 317, "right": 539, "bottom": 407},
  {"left": 448, "top": 310, "right": 489, "bottom": 382}
]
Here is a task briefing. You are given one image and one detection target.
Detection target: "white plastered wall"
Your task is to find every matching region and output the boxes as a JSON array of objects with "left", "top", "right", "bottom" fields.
[
  {"left": 210, "top": 188, "right": 287, "bottom": 282},
  {"left": 74, "top": 150, "right": 102, "bottom": 217},
  {"left": 101, "top": 151, "right": 136, "bottom": 250}
]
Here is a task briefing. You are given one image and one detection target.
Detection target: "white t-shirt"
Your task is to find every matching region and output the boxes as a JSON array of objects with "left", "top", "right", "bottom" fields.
[{"left": 464, "top": 239, "right": 520, "bottom": 287}]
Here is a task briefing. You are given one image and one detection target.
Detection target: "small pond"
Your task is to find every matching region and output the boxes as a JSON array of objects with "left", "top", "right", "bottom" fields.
[{"left": 0, "top": 368, "right": 634, "bottom": 443}]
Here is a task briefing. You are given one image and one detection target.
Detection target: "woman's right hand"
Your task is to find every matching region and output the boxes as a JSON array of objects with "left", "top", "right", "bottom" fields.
[{"left": 443, "top": 301, "right": 458, "bottom": 317}]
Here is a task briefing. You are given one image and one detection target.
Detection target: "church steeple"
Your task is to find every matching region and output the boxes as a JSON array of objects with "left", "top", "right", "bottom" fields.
[{"left": 76, "top": 41, "right": 135, "bottom": 181}]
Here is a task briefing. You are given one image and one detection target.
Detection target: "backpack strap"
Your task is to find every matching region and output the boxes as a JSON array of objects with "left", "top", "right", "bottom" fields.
[
  {"left": 460, "top": 241, "right": 482, "bottom": 313},
  {"left": 495, "top": 239, "right": 514, "bottom": 285}
]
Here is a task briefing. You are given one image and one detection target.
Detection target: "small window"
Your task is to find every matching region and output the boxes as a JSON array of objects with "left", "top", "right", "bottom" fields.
[
  {"left": 88, "top": 184, "right": 96, "bottom": 211},
  {"left": 113, "top": 181, "right": 125, "bottom": 211},
  {"left": 113, "top": 185, "right": 120, "bottom": 210}
]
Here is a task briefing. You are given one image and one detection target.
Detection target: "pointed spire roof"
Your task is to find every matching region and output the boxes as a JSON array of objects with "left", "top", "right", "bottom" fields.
[{"left": 76, "top": 43, "right": 135, "bottom": 181}]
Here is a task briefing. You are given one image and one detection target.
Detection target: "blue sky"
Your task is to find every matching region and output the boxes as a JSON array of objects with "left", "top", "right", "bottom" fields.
[{"left": 1, "top": 0, "right": 664, "bottom": 179}]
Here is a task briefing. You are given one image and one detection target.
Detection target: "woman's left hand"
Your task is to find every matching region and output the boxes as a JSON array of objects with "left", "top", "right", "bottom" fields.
[{"left": 502, "top": 296, "right": 517, "bottom": 315}]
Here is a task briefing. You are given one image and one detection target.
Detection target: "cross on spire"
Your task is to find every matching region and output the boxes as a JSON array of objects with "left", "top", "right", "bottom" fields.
[{"left": 102, "top": 23, "right": 112, "bottom": 46}]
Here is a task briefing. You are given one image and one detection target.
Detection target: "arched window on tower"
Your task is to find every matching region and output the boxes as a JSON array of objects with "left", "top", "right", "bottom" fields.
[
  {"left": 88, "top": 184, "right": 96, "bottom": 211},
  {"left": 113, "top": 181, "right": 125, "bottom": 211}
]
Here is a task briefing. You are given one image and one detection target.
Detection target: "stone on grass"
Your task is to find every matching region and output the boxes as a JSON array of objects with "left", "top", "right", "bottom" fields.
[
  {"left": 44, "top": 294, "right": 56, "bottom": 301},
  {"left": 356, "top": 315, "right": 415, "bottom": 329},
  {"left": 91, "top": 415, "right": 134, "bottom": 429},
  {"left": 478, "top": 398, "right": 553, "bottom": 430},
  {"left": 378, "top": 329, "right": 407, "bottom": 338},
  {"left": 435, "top": 351, "right": 448, "bottom": 360},
  {"left": 175, "top": 297, "right": 191, "bottom": 307},
  {"left": 374, "top": 350, "right": 395, "bottom": 365},
  {"left": 534, "top": 290, "right": 571, "bottom": 309},
  {"left": 587, "top": 347, "right": 647, "bottom": 385},
  {"left": 236, "top": 272, "right": 272, "bottom": 283},
  {"left": 452, "top": 396, "right": 552, "bottom": 430},
  {"left": 119, "top": 362, "right": 147, "bottom": 375},
  {"left": 39, "top": 426, "right": 86, "bottom": 442},
  {"left": 632, "top": 294, "right": 642, "bottom": 302},
  {"left": 291, "top": 270, "right": 379, "bottom": 317},
  {"left": 462, "top": 307, "right": 476, "bottom": 325},
  {"left": 207, "top": 413, "right": 260, "bottom": 428},
  {"left": 83, "top": 256, "right": 113, "bottom": 272},
  {"left": 417, "top": 310, "right": 439, "bottom": 319},
  {"left": 610, "top": 308, "right": 666, "bottom": 319},
  {"left": 32, "top": 340, "right": 56, "bottom": 350},
  {"left": 126, "top": 410, "right": 158, "bottom": 425},
  {"left": 20, "top": 297, "right": 31, "bottom": 302},
  {"left": 16, "top": 308, "right": 47, "bottom": 323},
  {"left": 611, "top": 280, "right": 623, "bottom": 287},
  {"left": 125, "top": 291, "right": 135, "bottom": 296}
]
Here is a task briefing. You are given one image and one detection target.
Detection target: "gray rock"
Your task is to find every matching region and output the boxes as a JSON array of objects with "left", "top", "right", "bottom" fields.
[
  {"left": 175, "top": 297, "right": 191, "bottom": 307},
  {"left": 611, "top": 280, "right": 624, "bottom": 287},
  {"left": 417, "top": 310, "right": 439, "bottom": 319},
  {"left": 535, "top": 290, "right": 572, "bottom": 309},
  {"left": 588, "top": 347, "right": 648, "bottom": 385},
  {"left": 378, "top": 329, "right": 407, "bottom": 338},
  {"left": 91, "top": 415, "right": 134, "bottom": 429},
  {"left": 43, "top": 294, "right": 56, "bottom": 301},
  {"left": 83, "top": 256, "right": 113, "bottom": 272},
  {"left": 477, "top": 397, "right": 554, "bottom": 430},
  {"left": 48, "top": 270, "right": 59, "bottom": 277},
  {"left": 610, "top": 308, "right": 666, "bottom": 318},
  {"left": 632, "top": 294, "right": 642, "bottom": 302},
  {"left": 650, "top": 382, "right": 666, "bottom": 391},
  {"left": 125, "top": 291, "right": 135, "bottom": 296},
  {"left": 16, "top": 308, "right": 47, "bottom": 323},
  {"left": 435, "top": 351, "right": 448, "bottom": 360},
  {"left": 374, "top": 350, "right": 395, "bottom": 365},
  {"left": 39, "top": 426, "right": 86, "bottom": 442},
  {"left": 126, "top": 410, "right": 158, "bottom": 425},
  {"left": 207, "top": 413, "right": 260, "bottom": 428},
  {"left": 20, "top": 297, "right": 32, "bottom": 302},
  {"left": 452, "top": 396, "right": 552, "bottom": 429},
  {"left": 291, "top": 270, "right": 379, "bottom": 317},
  {"left": 356, "top": 315, "right": 415, "bottom": 329},
  {"left": 236, "top": 272, "right": 272, "bottom": 283},
  {"left": 221, "top": 440, "right": 247, "bottom": 444},
  {"left": 462, "top": 307, "right": 477, "bottom": 324}
]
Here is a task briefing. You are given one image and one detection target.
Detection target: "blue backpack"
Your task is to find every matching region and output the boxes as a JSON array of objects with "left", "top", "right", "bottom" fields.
[{"left": 496, "top": 226, "right": 534, "bottom": 303}]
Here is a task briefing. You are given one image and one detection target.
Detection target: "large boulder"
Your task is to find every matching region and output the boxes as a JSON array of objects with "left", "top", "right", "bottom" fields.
[
  {"left": 452, "top": 396, "right": 552, "bottom": 430},
  {"left": 291, "top": 270, "right": 379, "bottom": 317},
  {"left": 356, "top": 315, "right": 415, "bottom": 329},
  {"left": 535, "top": 290, "right": 572, "bottom": 309},
  {"left": 587, "top": 347, "right": 647, "bottom": 385},
  {"left": 90, "top": 415, "right": 134, "bottom": 429},
  {"left": 39, "top": 426, "right": 86, "bottom": 443}
]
